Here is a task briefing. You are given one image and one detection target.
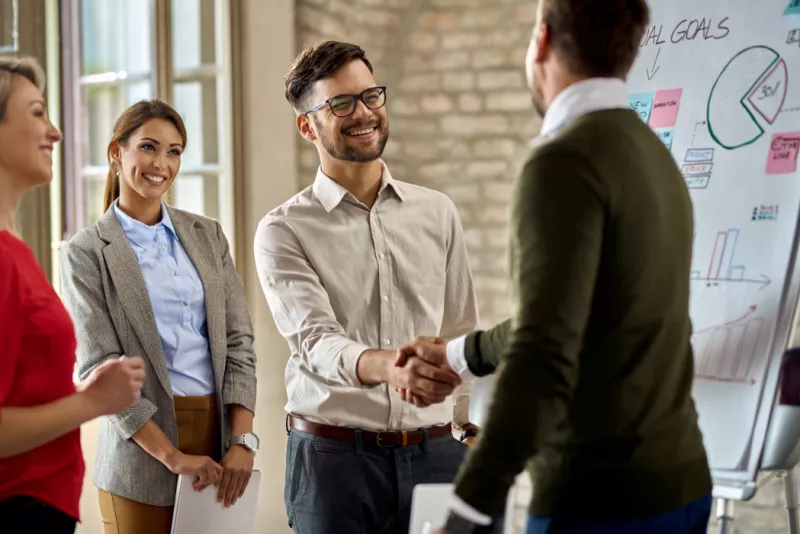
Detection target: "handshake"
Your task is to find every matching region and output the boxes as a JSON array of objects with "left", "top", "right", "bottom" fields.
[{"left": 389, "top": 336, "right": 459, "bottom": 409}]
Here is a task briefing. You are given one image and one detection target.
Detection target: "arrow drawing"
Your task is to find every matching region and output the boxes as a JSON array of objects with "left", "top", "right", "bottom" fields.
[
  {"left": 646, "top": 47, "right": 661, "bottom": 80},
  {"left": 692, "top": 304, "right": 761, "bottom": 386},
  {"left": 693, "top": 305, "right": 758, "bottom": 335},
  {"left": 690, "top": 273, "right": 771, "bottom": 291},
  {"left": 692, "top": 121, "right": 708, "bottom": 145}
]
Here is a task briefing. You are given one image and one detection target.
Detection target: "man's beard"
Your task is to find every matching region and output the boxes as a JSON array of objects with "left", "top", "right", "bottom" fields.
[{"left": 316, "top": 117, "right": 390, "bottom": 163}]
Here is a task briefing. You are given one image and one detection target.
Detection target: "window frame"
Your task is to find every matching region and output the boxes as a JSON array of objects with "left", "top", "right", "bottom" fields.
[{"left": 58, "top": 0, "right": 238, "bottom": 262}]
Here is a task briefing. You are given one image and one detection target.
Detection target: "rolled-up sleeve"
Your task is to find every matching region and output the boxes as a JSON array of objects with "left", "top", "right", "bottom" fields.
[
  {"left": 215, "top": 222, "right": 257, "bottom": 412},
  {"left": 254, "top": 217, "right": 373, "bottom": 388}
]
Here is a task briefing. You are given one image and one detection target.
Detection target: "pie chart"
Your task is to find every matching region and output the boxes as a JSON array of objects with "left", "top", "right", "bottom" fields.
[{"left": 707, "top": 46, "right": 788, "bottom": 150}]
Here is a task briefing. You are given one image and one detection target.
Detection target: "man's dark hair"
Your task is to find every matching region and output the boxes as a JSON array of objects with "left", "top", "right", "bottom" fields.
[
  {"left": 541, "top": 0, "right": 649, "bottom": 78},
  {"left": 284, "top": 41, "right": 374, "bottom": 111}
]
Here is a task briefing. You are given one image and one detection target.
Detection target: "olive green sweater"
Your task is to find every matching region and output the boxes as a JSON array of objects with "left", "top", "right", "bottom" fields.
[{"left": 454, "top": 109, "right": 712, "bottom": 520}]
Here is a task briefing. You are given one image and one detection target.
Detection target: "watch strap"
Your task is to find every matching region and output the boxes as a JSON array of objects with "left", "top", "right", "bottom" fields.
[{"left": 459, "top": 428, "right": 478, "bottom": 442}]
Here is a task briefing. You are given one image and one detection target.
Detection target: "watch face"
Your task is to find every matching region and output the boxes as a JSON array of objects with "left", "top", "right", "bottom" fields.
[{"left": 244, "top": 433, "right": 259, "bottom": 450}]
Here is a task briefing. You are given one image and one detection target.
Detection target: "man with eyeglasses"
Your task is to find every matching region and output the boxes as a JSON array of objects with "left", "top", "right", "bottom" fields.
[{"left": 253, "top": 41, "right": 481, "bottom": 534}]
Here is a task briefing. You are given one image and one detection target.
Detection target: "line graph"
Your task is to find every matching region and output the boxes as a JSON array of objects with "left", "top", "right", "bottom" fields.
[
  {"left": 693, "top": 305, "right": 763, "bottom": 385},
  {"left": 690, "top": 229, "right": 771, "bottom": 290}
]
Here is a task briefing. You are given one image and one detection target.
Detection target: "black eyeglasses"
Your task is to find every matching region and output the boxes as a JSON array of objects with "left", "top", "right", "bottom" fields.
[{"left": 304, "top": 86, "right": 387, "bottom": 117}]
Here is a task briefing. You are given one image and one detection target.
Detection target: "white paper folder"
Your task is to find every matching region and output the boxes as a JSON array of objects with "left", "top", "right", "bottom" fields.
[{"left": 171, "top": 470, "right": 261, "bottom": 534}]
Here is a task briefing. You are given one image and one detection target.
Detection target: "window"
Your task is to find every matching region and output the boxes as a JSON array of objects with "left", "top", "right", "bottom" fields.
[
  {"left": 0, "top": 0, "right": 19, "bottom": 54},
  {"left": 61, "top": 0, "right": 235, "bottom": 250}
]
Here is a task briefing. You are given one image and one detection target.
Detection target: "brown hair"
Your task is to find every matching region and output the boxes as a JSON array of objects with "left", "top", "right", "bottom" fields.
[
  {"left": 284, "top": 41, "right": 373, "bottom": 111},
  {"left": 103, "top": 100, "right": 187, "bottom": 213},
  {"left": 0, "top": 55, "right": 45, "bottom": 123},
  {"left": 540, "top": 0, "right": 649, "bottom": 78}
]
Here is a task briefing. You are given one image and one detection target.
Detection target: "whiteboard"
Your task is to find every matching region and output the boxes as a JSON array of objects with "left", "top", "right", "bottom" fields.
[{"left": 627, "top": 1, "right": 800, "bottom": 497}]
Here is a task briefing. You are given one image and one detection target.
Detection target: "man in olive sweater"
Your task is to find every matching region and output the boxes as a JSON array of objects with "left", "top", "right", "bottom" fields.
[{"left": 397, "top": 1, "right": 713, "bottom": 532}]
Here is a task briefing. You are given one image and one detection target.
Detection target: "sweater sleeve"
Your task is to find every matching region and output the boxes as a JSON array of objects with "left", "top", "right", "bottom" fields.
[
  {"left": 453, "top": 148, "right": 606, "bottom": 516},
  {"left": 463, "top": 319, "right": 512, "bottom": 377}
]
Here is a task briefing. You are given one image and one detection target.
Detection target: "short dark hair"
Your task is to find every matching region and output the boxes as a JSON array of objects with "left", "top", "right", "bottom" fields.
[
  {"left": 541, "top": 0, "right": 649, "bottom": 78},
  {"left": 284, "top": 41, "right": 374, "bottom": 111}
]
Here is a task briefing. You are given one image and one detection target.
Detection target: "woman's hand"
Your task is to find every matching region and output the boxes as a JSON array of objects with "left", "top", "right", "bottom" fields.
[
  {"left": 166, "top": 451, "right": 224, "bottom": 491},
  {"left": 78, "top": 356, "right": 145, "bottom": 416},
  {"left": 217, "top": 445, "right": 255, "bottom": 507}
]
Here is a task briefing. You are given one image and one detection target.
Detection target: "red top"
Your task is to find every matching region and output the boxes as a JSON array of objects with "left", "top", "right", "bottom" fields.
[{"left": 0, "top": 231, "right": 85, "bottom": 520}]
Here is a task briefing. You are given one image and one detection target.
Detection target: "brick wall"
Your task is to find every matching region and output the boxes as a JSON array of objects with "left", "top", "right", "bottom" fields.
[
  {"left": 293, "top": 0, "right": 789, "bottom": 532},
  {"left": 296, "top": 0, "right": 540, "bottom": 329}
]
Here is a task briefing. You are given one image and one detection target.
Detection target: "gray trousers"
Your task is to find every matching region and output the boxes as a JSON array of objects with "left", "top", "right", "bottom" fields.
[{"left": 284, "top": 428, "right": 467, "bottom": 534}]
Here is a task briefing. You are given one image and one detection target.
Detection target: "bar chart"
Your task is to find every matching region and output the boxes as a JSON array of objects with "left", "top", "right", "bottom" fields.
[
  {"left": 693, "top": 305, "right": 763, "bottom": 384},
  {"left": 690, "top": 228, "right": 771, "bottom": 289}
]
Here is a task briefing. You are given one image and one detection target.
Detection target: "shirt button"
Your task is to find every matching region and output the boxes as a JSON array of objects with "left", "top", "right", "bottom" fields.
[
  {"left": 173, "top": 271, "right": 178, "bottom": 276},
  {"left": 383, "top": 295, "right": 389, "bottom": 302},
  {"left": 182, "top": 301, "right": 188, "bottom": 307},
  {"left": 379, "top": 253, "right": 385, "bottom": 260},
  {"left": 161, "top": 247, "right": 166, "bottom": 252},
  {"left": 384, "top": 339, "right": 391, "bottom": 346}
]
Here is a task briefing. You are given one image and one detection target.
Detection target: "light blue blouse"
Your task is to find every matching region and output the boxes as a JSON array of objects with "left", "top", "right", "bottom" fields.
[{"left": 114, "top": 201, "right": 215, "bottom": 396}]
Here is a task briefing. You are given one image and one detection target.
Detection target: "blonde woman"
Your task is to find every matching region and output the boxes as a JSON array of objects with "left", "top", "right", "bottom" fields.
[
  {"left": 0, "top": 56, "right": 144, "bottom": 534},
  {"left": 60, "top": 100, "right": 258, "bottom": 534}
]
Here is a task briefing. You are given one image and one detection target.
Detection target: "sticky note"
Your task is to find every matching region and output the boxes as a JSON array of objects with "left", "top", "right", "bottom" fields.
[
  {"left": 629, "top": 92, "right": 655, "bottom": 123},
  {"left": 685, "top": 148, "right": 715, "bottom": 163},
  {"left": 685, "top": 175, "right": 711, "bottom": 189},
  {"left": 681, "top": 163, "right": 713, "bottom": 176},
  {"left": 656, "top": 128, "right": 674, "bottom": 150},
  {"left": 786, "top": 0, "right": 800, "bottom": 15},
  {"left": 649, "top": 89, "right": 683, "bottom": 128},
  {"left": 766, "top": 132, "right": 800, "bottom": 174}
]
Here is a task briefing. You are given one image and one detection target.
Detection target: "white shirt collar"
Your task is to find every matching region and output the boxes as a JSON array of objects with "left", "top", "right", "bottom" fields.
[
  {"left": 537, "top": 77, "right": 629, "bottom": 143},
  {"left": 312, "top": 160, "right": 405, "bottom": 213}
]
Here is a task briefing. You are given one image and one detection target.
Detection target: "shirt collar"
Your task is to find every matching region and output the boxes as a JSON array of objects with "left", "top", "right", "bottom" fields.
[
  {"left": 312, "top": 160, "right": 405, "bottom": 213},
  {"left": 113, "top": 200, "right": 176, "bottom": 247},
  {"left": 538, "top": 77, "right": 629, "bottom": 142}
]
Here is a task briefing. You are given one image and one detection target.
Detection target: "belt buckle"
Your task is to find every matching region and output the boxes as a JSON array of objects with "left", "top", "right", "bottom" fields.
[{"left": 376, "top": 431, "right": 391, "bottom": 448}]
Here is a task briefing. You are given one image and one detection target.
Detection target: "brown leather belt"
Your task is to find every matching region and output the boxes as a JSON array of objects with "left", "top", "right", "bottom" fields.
[{"left": 287, "top": 415, "right": 452, "bottom": 448}]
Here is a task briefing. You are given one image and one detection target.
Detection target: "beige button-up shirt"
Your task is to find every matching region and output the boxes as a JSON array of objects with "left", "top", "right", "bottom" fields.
[{"left": 254, "top": 163, "right": 479, "bottom": 431}]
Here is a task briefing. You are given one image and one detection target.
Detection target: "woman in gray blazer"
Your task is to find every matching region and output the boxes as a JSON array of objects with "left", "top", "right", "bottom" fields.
[{"left": 60, "top": 100, "right": 258, "bottom": 534}]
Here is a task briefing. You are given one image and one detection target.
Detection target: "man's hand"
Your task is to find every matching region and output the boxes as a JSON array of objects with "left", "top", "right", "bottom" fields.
[
  {"left": 217, "top": 445, "right": 255, "bottom": 508},
  {"left": 385, "top": 349, "right": 461, "bottom": 407},
  {"left": 394, "top": 337, "right": 456, "bottom": 407},
  {"left": 394, "top": 336, "right": 452, "bottom": 371}
]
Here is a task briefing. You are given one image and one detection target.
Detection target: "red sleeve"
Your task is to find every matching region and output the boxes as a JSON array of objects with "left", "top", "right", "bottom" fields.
[{"left": 0, "top": 251, "right": 23, "bottom": 405}]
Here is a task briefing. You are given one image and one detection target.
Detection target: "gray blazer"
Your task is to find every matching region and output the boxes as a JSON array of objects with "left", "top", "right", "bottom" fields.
[{"left": 60, "top": 205, "right": 257, "bottom": 506}]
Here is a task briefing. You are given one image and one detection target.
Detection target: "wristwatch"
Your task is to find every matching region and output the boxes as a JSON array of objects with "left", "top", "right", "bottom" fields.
[
  {"left": 229, "top": 432, "right": 260, "bottom": 455},
  {"left": 459, "top": 428, "right": 478, "bottom": 442}
]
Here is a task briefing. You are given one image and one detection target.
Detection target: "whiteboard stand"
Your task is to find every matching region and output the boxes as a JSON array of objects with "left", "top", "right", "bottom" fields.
[
  {"left": 715, "top": 498, "right": 734, "bottom": 534},
  {"left": 783, "top": 470, "right": 800, "bottom": 534},
  {"left": 760, "top": 349, "right": 800, "bottom": 534}
]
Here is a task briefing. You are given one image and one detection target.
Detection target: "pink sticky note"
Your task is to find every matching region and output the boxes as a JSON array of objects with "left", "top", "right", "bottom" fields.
[
  {"left": 767, "top": 132, "right": 800, "bottom": 174},
  {"left": 649, "top": 89, "right": 683, "bottom": 129}
]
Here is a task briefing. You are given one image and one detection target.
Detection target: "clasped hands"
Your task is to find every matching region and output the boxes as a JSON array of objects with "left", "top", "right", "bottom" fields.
[
  {"left": 167, "top": 443, "right": 254, "bottom": 508},
  {"left": 390, "top": 336, "right": 458, "bottom": 408}
]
